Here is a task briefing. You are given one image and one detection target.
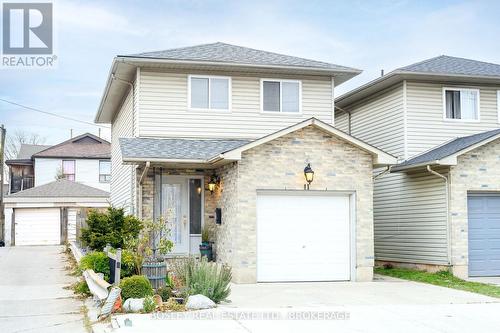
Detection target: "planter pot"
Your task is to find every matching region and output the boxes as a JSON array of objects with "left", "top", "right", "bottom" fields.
[
  {"left": 142, "top": 259, "right": 167, "bottom": 290},
  {"left": 199, "top": 242, "right": 213, "bottom": 261}
]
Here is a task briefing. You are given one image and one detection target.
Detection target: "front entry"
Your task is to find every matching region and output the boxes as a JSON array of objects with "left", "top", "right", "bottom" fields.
[{"left": 158, "top": 175, "right": 203, "bottom": 255}]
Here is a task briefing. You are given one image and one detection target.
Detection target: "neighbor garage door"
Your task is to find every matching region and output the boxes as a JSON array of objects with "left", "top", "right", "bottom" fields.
[
  {"left": 257, "top": 192, "right": 351, "bottom": 282},
  {"left": 468, "top": 195, "right": 500, "bottom": 276},
  {"left": 15, "top": 208, "right": 61, "bottom": 246}
]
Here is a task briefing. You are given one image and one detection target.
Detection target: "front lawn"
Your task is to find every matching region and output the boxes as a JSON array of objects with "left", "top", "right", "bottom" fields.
[{"left": 375, "top": 267, "right": 500, "bottom": 298}]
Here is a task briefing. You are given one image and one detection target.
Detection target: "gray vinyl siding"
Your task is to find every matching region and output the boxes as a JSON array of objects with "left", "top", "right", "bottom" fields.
[
  {"left": 334, "top": 110, "right": 349, "bottom": 133},
  {"left": 374, "top": 169, "right": 449, "bottom": 264},
  {"left": 336, "top": 83, "right": 405, "bottom": 158},
  {"left": 138, "top": 69, "right": 334, "bottom": 139},
  {"left": 111, "top": 88, "right": 136, "bottom": 214},
  {"left": 406, "top": 81, "right": 500, "bottom": 157}
]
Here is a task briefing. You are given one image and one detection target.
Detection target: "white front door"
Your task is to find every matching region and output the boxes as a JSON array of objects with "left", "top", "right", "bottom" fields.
[
  {"left": 15, "top": 208, "right": 61, "bottom": 246},
  {"left": 257, "top": 192, "right": 351, "bottom": 282},
  {"left": 162, "top": 177, "right": 189, "bottom": 254}
]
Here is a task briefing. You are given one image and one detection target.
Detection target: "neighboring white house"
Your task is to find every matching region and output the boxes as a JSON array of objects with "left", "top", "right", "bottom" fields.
[
  {"left": 3, "top": 133, "right": 111, "bottom": 246},
  {"left": 335, "top": 55, "right": 500, "bottom": 279},
  {"left": 33, "top": 133, "right": 111, "bottom": 192},
  {"left": 95, "top": 42, "right": 397, "bottom": 283}
]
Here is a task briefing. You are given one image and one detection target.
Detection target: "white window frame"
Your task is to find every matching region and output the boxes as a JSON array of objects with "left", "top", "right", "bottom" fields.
[
  {"left": 187, "top": 75, "right": 231, "bottom": 112},
  {"left": 260, "top": 79, "right": 302, "bottom": 114},
  {"left": 99, "top": 160, "right": 111, "bottom": 183},
  {"left": 442, "top": 87, "right": 480, "bottom": 122}
]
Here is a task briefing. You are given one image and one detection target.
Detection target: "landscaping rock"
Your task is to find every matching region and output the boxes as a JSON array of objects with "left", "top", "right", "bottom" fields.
[
  {"left": 185, "top": 294, "right": 216, "bottom": 310},
  {"left": 123, "top": 298, "right": 144, "bottom": 312}
]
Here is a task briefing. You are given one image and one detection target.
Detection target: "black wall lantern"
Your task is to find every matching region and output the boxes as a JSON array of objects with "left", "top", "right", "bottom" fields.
[
  {"left": 304, "top": 163, "right": 314, "bottom": 190},
  {"left": 208, "top": 174, "right": 219, "bottom": 194}
]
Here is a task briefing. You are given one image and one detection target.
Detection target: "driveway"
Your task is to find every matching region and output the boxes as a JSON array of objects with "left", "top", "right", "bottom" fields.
[
  {"left": 0, "top": 246, "right": 87, "bottom": 333},
  {"left": 110, "top": 275, "right": 500, "bottom": 333}
]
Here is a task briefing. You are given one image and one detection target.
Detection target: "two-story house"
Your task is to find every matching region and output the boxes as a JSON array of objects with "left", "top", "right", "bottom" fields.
[
  {"left": 3, "top": 133, "right": 111, "bottom": 246},
  {"left": 335, "top": 55, "right": 500, "bottom": 279},
  {"left": 95, "top": 42, "right": 396, "bottom": 283}
]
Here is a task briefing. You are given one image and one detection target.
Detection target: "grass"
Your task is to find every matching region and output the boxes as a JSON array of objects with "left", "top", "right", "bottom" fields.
[{"left": 375, "top": 266, "right": 500, "bottom": 298}]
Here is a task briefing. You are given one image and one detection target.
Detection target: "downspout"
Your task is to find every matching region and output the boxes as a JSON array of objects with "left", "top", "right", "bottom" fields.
[
  {"left": 373, "top": 166, "right": 391, "bottom": 180},
  {"left": 111, "top": 73, "right": 136, "bottom": 215},
  {"left": 138, "top": 161, "right": 150, "bottom": 220},
  {"left": 334, "top": 105, "right": 352, "bottom": 134},
  {"left": 427, "top": 165, "right": 452, "bottom": 265}
]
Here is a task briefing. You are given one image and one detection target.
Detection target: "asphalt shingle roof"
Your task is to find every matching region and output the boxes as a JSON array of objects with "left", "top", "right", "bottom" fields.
[
  {"left": 125, "top": 42, "right": 360, "bottom": 72},
  {"left": 399, "top": 55, "right": 500, "bottom": 77},
  {"left": 119, "top": 137, "right": 252, "bottom": 161},
  {"left": 6, "top": 179, "right": 109, "bottom": 198},
  {"left": 395, "top": 128, "right": 500, "bottom": 169},
  {"left": 33, "top": 133, "right": 110, "bottom": 159},
  {"left": 17, "top": 144, "right": 51, "bottom": 159}
]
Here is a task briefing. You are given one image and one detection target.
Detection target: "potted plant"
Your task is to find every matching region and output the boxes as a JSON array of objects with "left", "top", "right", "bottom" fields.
[{"left": 199, "top": 225, "right": 214, "bottom": 261}]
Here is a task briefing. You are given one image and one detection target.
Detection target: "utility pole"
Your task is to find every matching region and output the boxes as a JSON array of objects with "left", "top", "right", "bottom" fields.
[{"left": 0, "top": 125, "right": 6, "bottom": 243}]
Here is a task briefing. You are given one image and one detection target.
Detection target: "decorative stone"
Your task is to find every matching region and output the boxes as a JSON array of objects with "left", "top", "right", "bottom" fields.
[
  {"left": 185, "top": 294, "right": 216, "bottom": 310},
  {"left": 123, "top": 298, "right": 144, "bottom": 312}
]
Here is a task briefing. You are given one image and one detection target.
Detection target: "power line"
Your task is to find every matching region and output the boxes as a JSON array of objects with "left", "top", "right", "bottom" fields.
[{"left": 0, "top": 98, "right": 110, "bottom": 129}]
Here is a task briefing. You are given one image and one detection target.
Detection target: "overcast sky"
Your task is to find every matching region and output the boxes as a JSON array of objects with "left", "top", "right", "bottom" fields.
[{"left": 1, "top": 0, "right": 500, "bottom": 144}]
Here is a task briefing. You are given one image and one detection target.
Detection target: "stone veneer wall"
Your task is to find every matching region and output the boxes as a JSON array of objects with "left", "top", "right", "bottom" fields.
[
  {"left": 136, "top": 166, "right": 218, "bottom": 239},
  {"left": 448, "top": 137, "right": 500, "bottom": 279},
  {"left": 214, "top": 125, "right": 375, "bottom": 283}
]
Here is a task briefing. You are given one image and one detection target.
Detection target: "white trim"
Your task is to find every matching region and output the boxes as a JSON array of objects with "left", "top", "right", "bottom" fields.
[
  {"left": 260, "top": 78, "right": 302, "bottom": 114},
  {"left": 442, "top": 87, "right": 481, "bottom": 122},
  {"left": 135, "top": 67, "right": 141, "bottom": 137},
  {"left": 331, "top": 76, "right": 335, "bottom": 126},
  {"left": 187, "top": 74, "right": 232, "bottom": 112},
  {"left": 497, "top": 90, "right": 500, "bottom": 124},
  {"left": 403, "top": 80, "right": 408, "bottom": 159}
]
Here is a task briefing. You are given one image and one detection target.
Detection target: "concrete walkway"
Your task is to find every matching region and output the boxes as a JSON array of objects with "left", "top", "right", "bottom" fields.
[{"left": 0, "top": 246, "right": 87, "bottom": 333}]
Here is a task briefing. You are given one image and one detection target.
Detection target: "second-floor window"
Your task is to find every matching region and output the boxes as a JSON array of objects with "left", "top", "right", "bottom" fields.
[
  {"left": 99, "top": 160, "right": 111, "bottom": 183},
  {"left": 189, "top": 75, "right": 230, "bottom": 110},
  {"left": 444, "top": 88, "right": 479, "bottom": 121},
  {"left": 261, "top": 79, "right": 301, "bottom": 113},
  {"left": 62, "top": 160, "right": 75, "bottom": 181}
]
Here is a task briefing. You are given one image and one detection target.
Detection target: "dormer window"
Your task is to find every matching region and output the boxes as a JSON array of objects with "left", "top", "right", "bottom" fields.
[
  {"left": 261, "top": 79, "right": 301, "bottom": 113},
  {"left": 443, "top": 88, "right": 480, "bottom": 121},
  {"left": 188, "top": 75, "right": 230, "bottom": 111}
]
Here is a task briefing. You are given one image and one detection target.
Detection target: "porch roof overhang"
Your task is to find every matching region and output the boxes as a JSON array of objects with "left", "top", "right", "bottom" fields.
[
  {"left": 120, "top": 118, "right": 397, "bottom": 168},
  {"left": 391, "top": 128, "right": 500, "bottom": 172}
]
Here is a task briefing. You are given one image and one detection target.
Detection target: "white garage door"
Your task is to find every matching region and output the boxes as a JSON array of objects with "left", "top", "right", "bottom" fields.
[
  {"left": 15, "top": 208, "right": 61, "bottom": 246},
  {"left": 257, "top": 192, "right": 351, "bottom": 282}
]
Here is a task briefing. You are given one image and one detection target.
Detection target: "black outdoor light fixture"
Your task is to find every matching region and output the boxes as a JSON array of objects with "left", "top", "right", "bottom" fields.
[
  {"left": 208, "top": 174, "right": 219, "bottom": 194},
  {"left": 304, "top": 163, "right": 314, "bottom": 190}
]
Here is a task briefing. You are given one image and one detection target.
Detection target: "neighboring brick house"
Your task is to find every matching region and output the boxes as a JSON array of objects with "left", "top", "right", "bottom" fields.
[
  {"left": 3, "top": 133, "right": 111, "bottom": 246},
  {"left": 95, "top": 42, "right": 396, "bottom": 283},
  {"left": 335, "top": 55, "right": 500, "bottom": 279}
]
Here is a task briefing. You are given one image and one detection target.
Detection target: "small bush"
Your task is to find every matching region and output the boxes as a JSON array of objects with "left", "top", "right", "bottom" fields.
[
  {"left": 79, "top": 250, "right": 137, "bottom": 281},
  {"left": 164, "top": 298, "right": 185, "bottom": 312},
  {"left": 172, "top": 257, "right": 231, "bottom": 303},
  {"left": 120, "top": 275, "right": 153, "bottom": 301},
  {"left": 72, "top": 280, "right": 91, "bottom": 297},
  {"left": 79, "top": 252, "right": 110, "bottom": 279},
  {"left": 80, "top": 207, "right": 143, "bottom": 251},
  {"left": 156, "top": 286, "right": 172, "bottom": 302},
  {"left": 143, "top": 296, "right": 156, "bottom": 313}
]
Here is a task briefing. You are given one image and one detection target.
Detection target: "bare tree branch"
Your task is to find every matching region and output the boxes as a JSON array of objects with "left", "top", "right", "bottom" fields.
[{"left": 4, "top": 130, "right": 46, "bottom": 160}]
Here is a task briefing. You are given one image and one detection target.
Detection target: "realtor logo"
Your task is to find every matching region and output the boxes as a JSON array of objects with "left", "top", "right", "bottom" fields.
[
  {"left": 2, "top": 2, "right": 52, "bottom": 54},
  {"left": 1, "top": 2, "right": 56, "bottom": 67}
]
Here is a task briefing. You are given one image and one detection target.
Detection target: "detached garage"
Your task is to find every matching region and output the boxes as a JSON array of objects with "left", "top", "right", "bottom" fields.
[{"left": 3, "top": 179, "right": 109, "bottom": 246}]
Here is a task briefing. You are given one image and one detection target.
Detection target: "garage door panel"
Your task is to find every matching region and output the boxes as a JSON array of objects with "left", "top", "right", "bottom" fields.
[
  {"left": 468, "top": 195, "right": 500, "bottom": 277},
  {"left": 15, "top": 209, "right": 61, "bottom": 246},
  {"left": 257, "top": 193, "right": 351, "bottom": 282}
]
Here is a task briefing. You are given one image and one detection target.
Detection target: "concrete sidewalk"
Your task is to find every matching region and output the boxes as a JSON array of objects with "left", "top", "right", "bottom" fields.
[{"left": 0, "top": 246, "right": 86, "bottom": 333}]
